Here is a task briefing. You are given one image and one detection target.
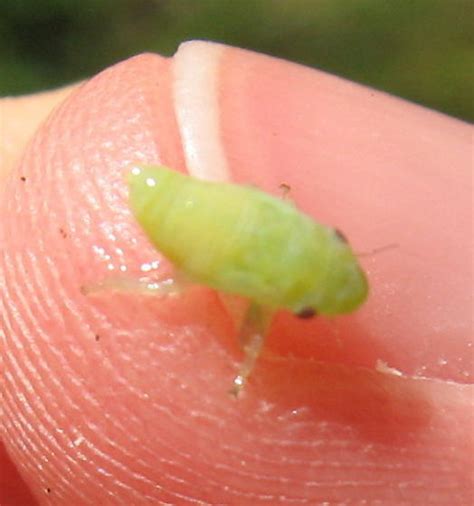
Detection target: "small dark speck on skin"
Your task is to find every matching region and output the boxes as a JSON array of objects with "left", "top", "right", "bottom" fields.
[
  {"left": 95, "top": 334, "right": 100, "bottom": 341},
  {"left": 46, "top": 487, "right": 51, "bottom": 494},
  {"left": 59, "top": 228, "right": 68, "bottom": 238},
  {"left": 20, "top": 176, "right": 26, "bottom": 182}
]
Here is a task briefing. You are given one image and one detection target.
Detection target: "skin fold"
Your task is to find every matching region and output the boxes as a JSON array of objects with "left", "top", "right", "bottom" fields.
[{"left": 0, "top": 43, "right": 472, "bottom": 505}]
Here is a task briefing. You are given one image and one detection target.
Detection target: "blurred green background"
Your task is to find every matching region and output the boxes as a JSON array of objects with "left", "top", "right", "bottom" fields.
[{"left": 0, "top": 0, "right": 472, "bottom": 121}]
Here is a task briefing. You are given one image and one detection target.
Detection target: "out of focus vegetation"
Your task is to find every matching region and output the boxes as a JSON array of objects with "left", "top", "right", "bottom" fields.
[{"left": 0, "top": 0, "right": 472, "bottom": 121}]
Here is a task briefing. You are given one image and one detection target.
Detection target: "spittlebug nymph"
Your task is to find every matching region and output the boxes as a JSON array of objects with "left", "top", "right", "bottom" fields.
[{"left": 126, "top": 165, "right": 368, "bottom": 396}]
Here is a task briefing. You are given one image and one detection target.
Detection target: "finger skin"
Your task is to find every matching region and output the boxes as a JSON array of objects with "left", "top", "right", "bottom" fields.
[
  {"left": 0, "top": 85, "right": 78, "bottom": 183},
  {"left": 0, "top": 442, "right": 38, "bottom": 506},
  {"left": 1, "top": 45, "right": 473, "bottom": 505}
]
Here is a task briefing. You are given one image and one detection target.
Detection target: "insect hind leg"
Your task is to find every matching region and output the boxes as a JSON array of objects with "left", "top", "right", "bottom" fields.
[
  {"left": 229, "top": 302, "right": 273, "bottom": 397},
  {"left": 80, "top": 272, "right": 189, "bottom": 297}
]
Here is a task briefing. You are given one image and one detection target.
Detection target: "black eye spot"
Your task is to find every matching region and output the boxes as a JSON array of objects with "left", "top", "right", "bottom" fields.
[
  {"left": 296, "top": 307, "right": 317, "bottom": 319},
  {"left": 334, "top": 228, "right": 348, "bottom": 243}
]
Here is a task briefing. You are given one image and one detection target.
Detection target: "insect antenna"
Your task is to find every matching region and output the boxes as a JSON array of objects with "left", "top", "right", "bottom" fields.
[{"left": 356, "top": 243, "right": 398, "bottom": 257}]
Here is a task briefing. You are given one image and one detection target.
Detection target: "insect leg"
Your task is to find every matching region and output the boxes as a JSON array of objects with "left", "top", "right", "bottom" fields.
[
  {"left": 230, "top": 302, "right": 274, "bottom": 397},
  {"left": 278, "top": 182, "right": 291, "bottom": 200},
  {"left": 80, "top": 274, "right": 188, "bottom": 297}
]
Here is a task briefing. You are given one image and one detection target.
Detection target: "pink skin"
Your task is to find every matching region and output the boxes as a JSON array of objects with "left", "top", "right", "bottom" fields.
[{"left": 1, "top": 44, "right": 472, "bottom": 504}]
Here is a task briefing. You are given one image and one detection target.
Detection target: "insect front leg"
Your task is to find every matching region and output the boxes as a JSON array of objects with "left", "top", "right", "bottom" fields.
[
  {"left": 278, "top": 182, "right": 291, "bottom": 200},
  {"left": 230, "top": 302, "right": 274, "bottom": 397}
]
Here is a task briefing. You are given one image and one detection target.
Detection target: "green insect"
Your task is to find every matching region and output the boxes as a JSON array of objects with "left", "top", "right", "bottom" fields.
[{"left": 126, "top": 165, "right": 368, "bottom": 396}]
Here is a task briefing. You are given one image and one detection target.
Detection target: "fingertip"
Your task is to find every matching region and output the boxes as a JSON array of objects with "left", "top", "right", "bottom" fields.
[{"left": 1, "top": 43, "right": 471, "bottom": 505}]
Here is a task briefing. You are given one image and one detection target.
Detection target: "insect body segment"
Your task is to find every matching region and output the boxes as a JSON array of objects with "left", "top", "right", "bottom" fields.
[{"left": 128, "top": 165, "right": 368, "bottom": 317}]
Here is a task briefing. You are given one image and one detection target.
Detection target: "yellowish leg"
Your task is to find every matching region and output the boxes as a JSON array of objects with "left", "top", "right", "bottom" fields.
[
  {"left": 83, "top": 276, "right": 272, "bottom": 397},
  {"left": 80, "top": 274, "right": 188, "bottom": 297},
  {"left": 229, "top": 303, "right": 274, "bottom": 397}
]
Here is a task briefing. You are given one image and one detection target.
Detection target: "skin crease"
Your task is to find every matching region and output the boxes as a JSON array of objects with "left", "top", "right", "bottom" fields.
[{"left": 0, "top": 44, "right": 472, "bottom": 505}]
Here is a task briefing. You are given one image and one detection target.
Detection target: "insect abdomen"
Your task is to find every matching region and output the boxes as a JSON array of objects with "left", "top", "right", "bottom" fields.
[{"left": 128, "top": 165, "right": 368, "bottom": 315}]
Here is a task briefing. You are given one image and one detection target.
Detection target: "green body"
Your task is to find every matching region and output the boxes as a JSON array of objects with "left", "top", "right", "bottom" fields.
[{"left": 128, "top": 165, "right": 368, "bottom": 315}]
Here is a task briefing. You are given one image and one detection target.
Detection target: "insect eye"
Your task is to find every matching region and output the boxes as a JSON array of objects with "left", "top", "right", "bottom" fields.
[
  {"left": 295, "top": 307, "right": 317, "bottom": 319},
  {"left": 334, "top": 228, "right": 348, "bottom": 243}
]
